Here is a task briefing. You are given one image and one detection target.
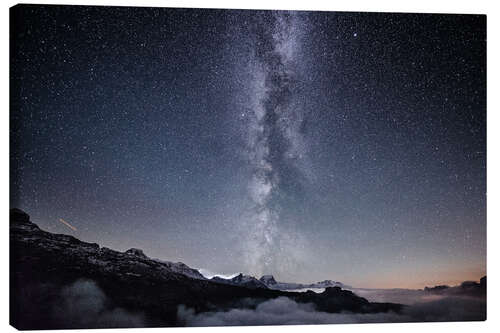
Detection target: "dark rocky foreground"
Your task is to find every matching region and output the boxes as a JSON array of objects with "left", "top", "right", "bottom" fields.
[{"left": 10, "top": 209, "right": 403, "bottom": 329}]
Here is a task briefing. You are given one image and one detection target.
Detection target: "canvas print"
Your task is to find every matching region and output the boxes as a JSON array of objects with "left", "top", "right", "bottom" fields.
[{"left": 10, "top": 4, "right": 486, "bottom": 329}]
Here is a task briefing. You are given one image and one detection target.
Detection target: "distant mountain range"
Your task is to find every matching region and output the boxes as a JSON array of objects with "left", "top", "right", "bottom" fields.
[
  {"left": 206, "top": 273, "right": 350, "bottom": 291},
  {"left": 8, "top": 208, "right": 403, "bottom": 329},
  {"left": 200, "top": 269, "right": 351, "bottom": 292},
  {"left": 258, "top": 274, "right": 351, "bottom": 290},
  {"left": 423, "top": 277, "right": 486, "bottom": 297},
  {"left": 211, "top": 273, "right": 268, "bottom": 289}
]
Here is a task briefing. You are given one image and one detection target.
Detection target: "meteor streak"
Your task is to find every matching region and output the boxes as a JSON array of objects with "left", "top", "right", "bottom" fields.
[{"left": 59, "top": 218, "right": 77, "bottom": 231}]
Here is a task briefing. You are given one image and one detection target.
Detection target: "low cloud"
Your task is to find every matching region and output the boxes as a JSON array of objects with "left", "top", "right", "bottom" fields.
[
  {"left": 177, "top": 295, "right": 485, "bottom": 326},
  {"left": 177, "top": 297, "right": 400, "bottom": 326},
  {"left": 351, "top": 288, "right": 438, "bottom": 305},
  {"left": 404, "top": 296, "right": 486, "bottom": 322},
  {"left": 51, "top": 279, "right": 145, "bottom": 328}
]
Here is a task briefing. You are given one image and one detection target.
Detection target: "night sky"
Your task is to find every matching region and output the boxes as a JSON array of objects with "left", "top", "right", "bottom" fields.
[{"left": 10, "top": 5, "right": 486, "bottom": 288}]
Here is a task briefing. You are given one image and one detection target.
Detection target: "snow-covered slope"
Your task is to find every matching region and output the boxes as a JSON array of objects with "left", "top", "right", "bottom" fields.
[
  {"left": 259, "top": 275, "right": 350, "bottom": 290},
  {"left": 211, "top": 273, "right": 268, "bottom": 289},
  {"left": 311, "top": 280, "right": 349, "bottom": 289},
  {"left": 152, "top": 258, "right": 206, "bottom": 280}
]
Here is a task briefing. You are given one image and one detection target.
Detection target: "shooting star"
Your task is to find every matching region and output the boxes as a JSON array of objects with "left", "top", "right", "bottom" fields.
[{"left": 59, "top": 218, "right": 77, "bottom": 231}]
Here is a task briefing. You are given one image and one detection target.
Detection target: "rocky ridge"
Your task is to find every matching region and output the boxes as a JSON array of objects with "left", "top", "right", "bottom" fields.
[{"left": 10, "top": 208, "right": 403, "bottom": 329}]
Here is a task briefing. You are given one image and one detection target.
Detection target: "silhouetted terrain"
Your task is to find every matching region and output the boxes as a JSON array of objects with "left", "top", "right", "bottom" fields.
[
  {"left": 10, "top": 209, "right": 402, "bottom": 329},
  {"left": 424, "top": 277, "right": 486, "bottom": 297}
]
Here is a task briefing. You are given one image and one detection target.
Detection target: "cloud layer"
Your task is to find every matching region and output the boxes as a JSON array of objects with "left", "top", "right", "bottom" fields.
[
  {"left": 178, "top": 295, "right": 485, "bottom": 326},
  {"left": 51, "top": 279, "right": 145, "bottom": 328}
]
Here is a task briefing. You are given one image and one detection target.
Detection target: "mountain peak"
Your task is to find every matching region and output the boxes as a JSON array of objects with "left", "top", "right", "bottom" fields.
[
  {"left": 210, "top": 273, "right": 268, "bottom": 289},
  {"left": 259, "top": 275, "right": 277, "bottom": 285},
  {"left": 10, "top": 208, "right": 30, "bottom": 223},
  {"left": 10, "top": 208, "right": 40, "bottom": 233},
  {"left": 312, "top": 280, "right": 345, "bottom": 288},
  {"left": 125, "top": 248, "right": 148, "bottom": 259}
]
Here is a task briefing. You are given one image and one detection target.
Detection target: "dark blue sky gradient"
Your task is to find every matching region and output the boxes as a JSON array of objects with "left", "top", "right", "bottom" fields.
[{"left": 10, "top": 5, "right": 485, "bottom": 288}]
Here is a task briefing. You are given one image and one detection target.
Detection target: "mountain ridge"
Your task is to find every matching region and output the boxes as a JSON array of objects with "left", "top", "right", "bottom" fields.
[
  {"left": 258, "top": 274, "right": 350, "bottom": 290},
  {"left": 10, "top": 208, "right": 403, "bottom": 329}
]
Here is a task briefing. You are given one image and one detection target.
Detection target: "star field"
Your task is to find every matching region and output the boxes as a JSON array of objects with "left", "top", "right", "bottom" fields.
[{"left": 10, "top": 5, "right": 485, "bottom": 288}]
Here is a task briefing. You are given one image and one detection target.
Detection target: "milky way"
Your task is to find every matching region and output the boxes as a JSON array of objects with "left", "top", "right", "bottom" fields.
[{"left": 241, "top": 12, "right": 308, "bottom": 276}]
